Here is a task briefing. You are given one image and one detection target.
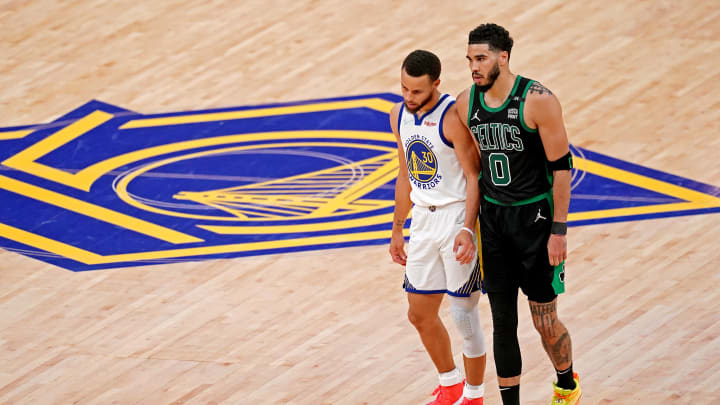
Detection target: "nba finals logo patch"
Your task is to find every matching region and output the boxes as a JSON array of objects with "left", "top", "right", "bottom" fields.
[{"left": 1, "top": 93, "right": 719, "bottom": 271}]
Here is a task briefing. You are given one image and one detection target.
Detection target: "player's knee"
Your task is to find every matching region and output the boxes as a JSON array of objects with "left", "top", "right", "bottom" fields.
[
  {"left": 531, "top": 315, "right": 546, "bottom": 334},
  {"left": 531, "top": 314, "right": 566, "bottom": 341},
  {"left": 529, "top": 303, "right": 560, "bottom": 337},
  {"left": 490, "top": 308, "right": 516, "bottom": 339},
  {"left": 407, "top": 308, "right": 436, "bottom": 332},
  {"left": 449, "top": 296, "right": 486, "bottom": 357},
  {"left": 489, "top": 296, "right": 518, "bottom": 338},
  {"left": 495, "top": 314, "right": 518, "bottom": 333}
]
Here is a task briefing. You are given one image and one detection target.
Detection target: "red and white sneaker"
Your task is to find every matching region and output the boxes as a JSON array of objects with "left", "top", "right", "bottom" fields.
[
  {"left": 426, "top": 381, "right": 464, "bottom": 405},
  {"left": 460, "top": 397, "right": 484, "bottom": 405}
]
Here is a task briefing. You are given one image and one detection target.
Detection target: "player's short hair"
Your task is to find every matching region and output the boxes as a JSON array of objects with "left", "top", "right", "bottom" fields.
[
  {"left": 468, "top": 23, "right": 514, "bottom": 58},
  {"left": 401, "top": 50, "right": 441, "bottom": 82}
]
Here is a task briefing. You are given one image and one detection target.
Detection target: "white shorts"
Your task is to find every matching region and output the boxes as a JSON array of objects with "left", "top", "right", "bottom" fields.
[{"left": 403, "top": 201, "right": 481, "bottom": 297}]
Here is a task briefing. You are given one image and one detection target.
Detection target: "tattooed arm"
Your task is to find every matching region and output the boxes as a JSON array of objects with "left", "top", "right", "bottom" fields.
[
  {"left": 389, "top": 103, "right": 412, "bottom": 266},
  {"left": 528, "top": 81, "right": 554, "bottom": 96},
  {"left": 524, "top": 81, "right": 571, "bottom": 266}
]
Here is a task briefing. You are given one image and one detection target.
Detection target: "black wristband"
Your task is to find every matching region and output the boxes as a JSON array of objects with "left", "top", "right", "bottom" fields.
[{"left": 551, "top": 221, "right": 567, "bottom": 235}]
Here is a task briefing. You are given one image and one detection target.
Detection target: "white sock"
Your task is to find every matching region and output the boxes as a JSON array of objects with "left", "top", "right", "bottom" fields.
[
  {"left": 438, "top": 368, "right": 463, "bottom": 386},
  {"left": 463, "top": 382, "right": 484, "bottom": 399}
]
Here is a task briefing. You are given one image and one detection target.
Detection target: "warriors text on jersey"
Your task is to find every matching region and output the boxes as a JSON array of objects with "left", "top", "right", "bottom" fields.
[
  {"left": 467, "top": 75, "right": 552, "bottom": 204},
  {"left": 398, "top": 94, "right": 466, "bottom": 207}
]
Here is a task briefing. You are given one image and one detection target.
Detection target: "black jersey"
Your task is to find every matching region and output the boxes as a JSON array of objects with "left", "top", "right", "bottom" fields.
[{"left": 468, "top": 75, "right": 552, "bottom": 205}]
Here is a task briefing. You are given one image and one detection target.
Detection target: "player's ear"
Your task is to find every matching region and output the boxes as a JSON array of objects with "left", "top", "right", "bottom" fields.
[
  {"left": 498, "top": 51, "right": 509, "bottom": 66},
  {"left": 433, "top": 78, "right": 441, "bottom": 89}
]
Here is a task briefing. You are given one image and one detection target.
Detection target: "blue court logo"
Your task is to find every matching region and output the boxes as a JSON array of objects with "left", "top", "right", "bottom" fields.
[{"left": 0, "top": 94, "right": 718, "bottom": 271}]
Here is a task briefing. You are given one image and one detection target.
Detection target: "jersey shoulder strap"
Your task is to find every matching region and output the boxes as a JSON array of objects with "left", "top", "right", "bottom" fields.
[
  {"left": 515, "top": 76, "right": 535, "bottom": 101},
  {"left": 467, "top": 84, "right": 477, "bottom": 128}
]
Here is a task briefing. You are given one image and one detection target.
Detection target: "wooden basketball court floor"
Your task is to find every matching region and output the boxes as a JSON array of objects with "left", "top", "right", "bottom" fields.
[{"left": 1, "top": 1, "right": 719, "bottom": 403}]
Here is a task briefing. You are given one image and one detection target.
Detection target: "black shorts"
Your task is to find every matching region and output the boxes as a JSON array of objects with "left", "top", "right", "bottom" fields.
[{"left": 479, "top": 195, "right": 564, "bottom": 303}]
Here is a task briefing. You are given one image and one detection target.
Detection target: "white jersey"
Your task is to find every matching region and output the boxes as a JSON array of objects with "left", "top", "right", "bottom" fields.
[{"left": 398, "top": 94, "right": 467, "bottom": 207}]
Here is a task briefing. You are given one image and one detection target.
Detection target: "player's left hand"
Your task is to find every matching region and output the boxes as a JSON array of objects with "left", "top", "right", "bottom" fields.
[
  {"left": 453, "top": 230, "right": 475, "bottom": 264},
  {"left": 547, "top": 234, "right": 567, "bottom": 266}
]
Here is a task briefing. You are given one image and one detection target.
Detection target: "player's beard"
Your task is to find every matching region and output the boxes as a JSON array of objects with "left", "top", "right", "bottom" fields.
[
  {"left": 404, "top": 91, "right": 433, "bottom": 114},
  {"left": 475, "top": 61, "right": 500, "bottom": 93}
]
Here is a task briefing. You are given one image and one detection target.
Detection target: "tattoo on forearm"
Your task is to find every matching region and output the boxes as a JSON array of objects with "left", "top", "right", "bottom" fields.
[
  {"left": 528, "top": 82, "right": 553, "bottom": 95},
  {"left": 395, "top": 219, "right": 405, "bottom": 228}
]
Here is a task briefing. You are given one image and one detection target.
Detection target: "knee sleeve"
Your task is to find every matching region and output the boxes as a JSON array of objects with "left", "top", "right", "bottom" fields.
[
  {"left": 488, "top": 291, "right": 522, "bottom": 378},
  {"left": 448, "top": 292, "right": 486, "bottom": 358}
]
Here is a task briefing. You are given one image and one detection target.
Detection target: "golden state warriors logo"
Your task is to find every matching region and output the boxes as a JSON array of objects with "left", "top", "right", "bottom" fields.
[
  {"left": 405, "top": 135, "right": 442, "bottom": 189},
  {"left": 0, "top": 95, "right": 407, "bottom": 271},
  {"left": 0, "top": 94, "right": 719, "bottom": 271},
  {"left": 113, "top": 140, "right": 398, "bottom": 226}
]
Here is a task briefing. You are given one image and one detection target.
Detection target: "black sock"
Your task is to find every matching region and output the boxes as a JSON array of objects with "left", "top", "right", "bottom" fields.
[
  {"left": 499, "top": 385, "right": 519, "bottom": 405},
  {"left": 556, "top": 364, "right": 576, "bottom": 390}
]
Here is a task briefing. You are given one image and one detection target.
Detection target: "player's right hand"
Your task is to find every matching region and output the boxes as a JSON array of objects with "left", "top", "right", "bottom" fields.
[
  {"left": 389, "top": 233, "right": 407, "bottom": 265},
  {"left": 453, "top": 230, "right": 475, "bottom": 264}
]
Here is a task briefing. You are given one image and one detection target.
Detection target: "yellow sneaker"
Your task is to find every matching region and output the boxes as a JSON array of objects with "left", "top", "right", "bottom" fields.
[{"left": 550, "top": 372, "right": 581, "bottom": 404}]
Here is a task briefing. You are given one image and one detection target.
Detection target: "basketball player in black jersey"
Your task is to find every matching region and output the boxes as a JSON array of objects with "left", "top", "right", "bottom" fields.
[{"left": 454, "top": 24, "right": 582, "bottom": 405}]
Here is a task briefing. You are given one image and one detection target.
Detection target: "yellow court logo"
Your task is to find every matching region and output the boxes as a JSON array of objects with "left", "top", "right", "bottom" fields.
[
  {"left": 0, "top": 94, "right": 718, "bottom": 271},
  {"left": 0, "top": 95, "right": 408, "bottom": 270}
]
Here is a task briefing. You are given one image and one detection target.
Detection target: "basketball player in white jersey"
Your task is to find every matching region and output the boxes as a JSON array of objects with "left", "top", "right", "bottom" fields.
[{"left": 389, "top": 49, "right": 487, "bottom": 405}]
